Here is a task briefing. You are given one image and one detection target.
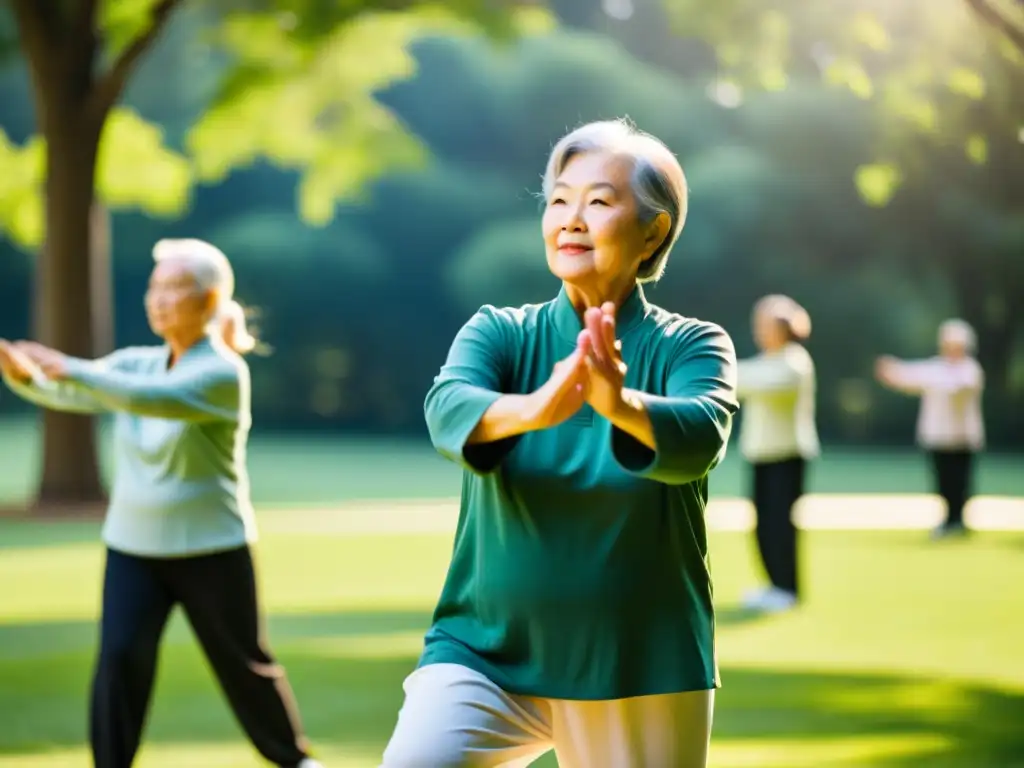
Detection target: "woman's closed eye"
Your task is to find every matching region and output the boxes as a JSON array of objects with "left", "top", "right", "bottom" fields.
[{"left": 589, "top": 198, "right": 610, "bottom": 206}]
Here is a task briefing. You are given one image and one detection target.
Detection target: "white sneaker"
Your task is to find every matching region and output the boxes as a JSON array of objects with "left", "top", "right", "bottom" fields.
[
  {"left": 742, "top": 586, "right": 797, "bottom": 613},
  {"left": 741, "top": 586, "right": 767, "bottom": 608},
  {"left": 931, "top": 521, "right": 968, "bottom": 540},
  {"left": 298, "top": 760, "right": 324, "bottom": 768}
]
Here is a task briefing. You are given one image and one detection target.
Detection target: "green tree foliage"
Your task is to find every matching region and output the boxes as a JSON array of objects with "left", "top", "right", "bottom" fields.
[
  {"left": 663, "top": 0, "right": 1024, "bottom": 170},
  {"left": 0, "top": 0, "right": 550, "bottom": 509},
  {"left": 662, "top": 0, "right": 1024, "bottom": 404},
  {"left": 1, "top": 24, "right": 1018, "bottom": 445},
  {"left": 0, "top": 0, "right": 552, "bottom": 249}
]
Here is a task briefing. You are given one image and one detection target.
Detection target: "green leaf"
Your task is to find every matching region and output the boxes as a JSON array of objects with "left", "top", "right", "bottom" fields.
[
  {"left": 998, "top": 35, "right": 1024, "bottom": 65},
  {"left": 849, "top": 11, "right": 890, "bottom": 52},
  {"left": 509, "top": 5, "right": 557, "bottom": 37},
  {"left": 296, "top": 100, "right": 427, "bottom": 225},
  {"left": 0, "top": 129, "right": 45, "bottom": 248},
  {"left": 854, "top": 163, "right": 901, "bottom": 207},
  {"left": 96, "top": 108, "right": 193, "bottom": 216},
  {"left": 99, "top": 0, "right": 165, "bottom": 59},
  {"left": 884, "top": 91, "right": 939, "bottom": 133},
  {"left": 965, "top": 134, "right": 988, "bottom": 164},
  {"left": 188, "top": 8, "right": 480, "bottom": 226},
  {"left": 0, "top": 109, "right": 190, "bottom": 249},
  {"left": 824, "top": 57, "right": 874, "bottom": 99},
  {"left": 947, "top": 67, "right": 986, "bottom": 98},
  {"left": 758, "top": 66, "right": 788, "bottom": 91}
]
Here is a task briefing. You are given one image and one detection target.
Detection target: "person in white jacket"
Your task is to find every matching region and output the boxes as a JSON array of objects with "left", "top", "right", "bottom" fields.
[
  {"left": 875, "top": 319, "right": 984, "bottom": 539},
  {"left": 735, "top": 295, "right": 819, "bottom": 613}
]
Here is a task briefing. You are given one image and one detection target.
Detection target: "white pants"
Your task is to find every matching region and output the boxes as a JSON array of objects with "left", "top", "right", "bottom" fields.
[{"left": 381, "top": 663, "right": 714, "bottom": 767}]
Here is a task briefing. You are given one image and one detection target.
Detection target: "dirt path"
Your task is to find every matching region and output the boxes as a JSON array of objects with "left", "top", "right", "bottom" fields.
[{"left": 257, "top": 494, "right": 1024, "bottom": 535}]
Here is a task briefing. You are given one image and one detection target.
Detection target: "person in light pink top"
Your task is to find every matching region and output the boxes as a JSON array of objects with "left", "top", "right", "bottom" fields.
[{"left": 875, "top": 319, "right": 984, "bottom": 538}]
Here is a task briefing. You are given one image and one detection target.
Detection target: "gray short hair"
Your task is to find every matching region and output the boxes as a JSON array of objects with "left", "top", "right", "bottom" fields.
[
  {"left": 939, "top": 318, "right": 976, "bottom": 352},
  {"left": 541, "top": 119, "right": 688, "bottom": 283},
  {"left": 152, "top": 238, "right": 257, "bottom": 354}
]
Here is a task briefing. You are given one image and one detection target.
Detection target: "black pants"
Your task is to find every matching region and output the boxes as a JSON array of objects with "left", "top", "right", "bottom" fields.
[
  {"left": 929, "top": 449, "right": 975, "bottom": 527},
  {"left": 752, "top": 457, "right": 806, "bottom": 597},
  {"left": 90, "top": 546, "right": 309, "bottom": 768}
]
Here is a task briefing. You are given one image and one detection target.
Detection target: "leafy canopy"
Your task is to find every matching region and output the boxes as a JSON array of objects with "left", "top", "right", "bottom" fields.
[
  {"left": 0, "top": 0, "right": 553, "bottom": 248},
  {"left": 663, "top": 0, "right": 1024, "bottom": 204}
]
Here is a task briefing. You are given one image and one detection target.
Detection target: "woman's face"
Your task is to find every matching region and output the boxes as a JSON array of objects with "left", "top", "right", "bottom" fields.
[
  {"left": 542, "top": 151, "right": 664, "bottom": 293},
  {"left": 753, "top": 307, "right": 787, "bottom": 352},
  {"left": 940, "top": 337, "right": 967, "bottom": 360},
  {"left": 144, "top": 259, "right": 214, "bottom": 341}
]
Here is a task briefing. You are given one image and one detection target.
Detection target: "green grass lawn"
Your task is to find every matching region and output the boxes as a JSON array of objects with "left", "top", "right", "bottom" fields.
[
  {"left": 1, "top": 518, "right": 1022, "bottom": 767},
  {"left": 1, "top": 416, "right": 1022, "bottom": 506}
]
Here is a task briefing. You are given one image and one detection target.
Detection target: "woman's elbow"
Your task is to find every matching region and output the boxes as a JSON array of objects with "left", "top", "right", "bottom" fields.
[
  {"left": 422, "top": 379, "right": 470, "bottom": 439},
  {"left": 655, "top": 420, "right": 731, "bottom": 484},
  {"left": 422, "top": 391, "right": 445, "bottom": 445},
  {"left": 692, "top": 414, "right": 733, "bottom": 472}
]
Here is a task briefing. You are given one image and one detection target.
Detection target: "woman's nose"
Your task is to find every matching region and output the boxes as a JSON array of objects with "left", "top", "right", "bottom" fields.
[{"left": 563, "top": 207, "right": 586, "bottom": 232}]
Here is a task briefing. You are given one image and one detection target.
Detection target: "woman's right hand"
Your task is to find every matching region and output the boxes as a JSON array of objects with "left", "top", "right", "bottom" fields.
[
  {"left": 523, "top": 331, "right": 591, "bottom": 430},
  {"left": 0, "top": 339, "right": 33, "bottom": 383},
  {"left": 874, "top": 355, "right": 897, "bottom": 384}
]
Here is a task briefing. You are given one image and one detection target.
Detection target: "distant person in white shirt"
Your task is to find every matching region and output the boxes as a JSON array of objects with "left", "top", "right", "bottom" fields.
[
  {"left": 735, "top": 295, "right": 819, "bottom": 613},
  {"left": 875, "top": 319, "right": 984, "bottom": 539}
]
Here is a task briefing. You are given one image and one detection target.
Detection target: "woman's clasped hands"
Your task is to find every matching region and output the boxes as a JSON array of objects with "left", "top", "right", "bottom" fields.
[{"left": 525, "top": 302, "right": 630, "bottom": 430}]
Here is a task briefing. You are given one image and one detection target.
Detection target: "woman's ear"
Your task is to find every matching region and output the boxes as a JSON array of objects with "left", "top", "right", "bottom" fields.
[
  {"left": 203, "top": 289, "right": 221, "bottom": 322},
  {"left": 642, "top": 212, "right": 672, "bottom": 261}
]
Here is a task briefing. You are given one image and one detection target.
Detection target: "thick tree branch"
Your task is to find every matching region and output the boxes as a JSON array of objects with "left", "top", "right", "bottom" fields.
[
  {"left": 88, "top": 0, "right": 184, "bottom": 119},
  {"left": 964, "top": 0, "right": 1024, "bottom": 53},
  {"left": 9, "top": 0, "right": 66, "bottom": 130},
  {"left": 9, "top": 0, "right": 56, "bottom": 71},
  {"left": 74, "top": 0, "right": 100, "bottom": 41}
]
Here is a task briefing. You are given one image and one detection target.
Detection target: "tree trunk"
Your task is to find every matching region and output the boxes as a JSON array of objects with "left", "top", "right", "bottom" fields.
[
  {"left": 32, "top": 116, "right": 108, "bottom": 510},
  {"left": 91, "top": 203, "right": 115, "bottom": 358}
]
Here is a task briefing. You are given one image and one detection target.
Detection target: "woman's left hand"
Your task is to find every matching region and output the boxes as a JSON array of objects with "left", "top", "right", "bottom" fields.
[
  {"left": 16, "top": 341, "right": 68, "bottom": 380},
  {"left": 582, "top": 303, "right": 628, "bottom": 420}
]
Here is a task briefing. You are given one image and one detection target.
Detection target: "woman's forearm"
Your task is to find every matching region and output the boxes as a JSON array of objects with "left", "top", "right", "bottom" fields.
[
  {"left": 466, "top": 394, "right": 539, "bottom": 444},
  {"left": 607, "top": 389, "right": 656, "bottom": 450}
]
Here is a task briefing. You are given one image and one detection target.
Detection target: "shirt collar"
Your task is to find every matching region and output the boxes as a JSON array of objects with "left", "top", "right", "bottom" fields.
[
  {"left": 163, "top": 334, "right": 213, "bottom": 369},
  {"left": 550, "top": 283, "right": 651, "bottom": 344}
]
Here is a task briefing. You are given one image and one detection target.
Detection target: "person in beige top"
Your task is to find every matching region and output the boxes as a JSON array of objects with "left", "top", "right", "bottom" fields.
[
  {"left": 735, "top": 295, "right": 819, "bottom": 613},
  {"left": 875, "top": 319, "right": 984, "bottom": 539}
]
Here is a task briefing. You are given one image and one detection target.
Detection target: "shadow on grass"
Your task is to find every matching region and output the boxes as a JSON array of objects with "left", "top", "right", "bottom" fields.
[
  {"left": 713, "top": 605, "right": 774, "bottom": 628},
  {"left": 0, "top": 608, "right": 1022, "bottom": 767}
]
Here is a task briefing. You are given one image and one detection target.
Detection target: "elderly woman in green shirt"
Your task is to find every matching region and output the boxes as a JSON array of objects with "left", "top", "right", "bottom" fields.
[
  {"left": 381, "top": 119, "right": 739, "bottom": 767},
  {"left": 0, "top": 240, "right": 321, "bottom": 768}
]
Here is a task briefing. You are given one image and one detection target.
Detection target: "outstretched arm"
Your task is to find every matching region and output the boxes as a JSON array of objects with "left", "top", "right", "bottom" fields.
[
  {"left": 16, "top": 340, "right": 242, "bottom": 422},
  {"left": 0, "top": 341, "right": 123, "bottom": 414},
  {"left": 62, "top": 356, "right": 242, "bottom": 422}
]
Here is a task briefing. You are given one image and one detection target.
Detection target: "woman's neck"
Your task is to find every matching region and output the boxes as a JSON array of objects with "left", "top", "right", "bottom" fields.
[
  {"left": 165, "top": 329, "right": 207, "bottom": 367},
  {"left": 564, "top": 279, "right": 635, "bottom": 315}
]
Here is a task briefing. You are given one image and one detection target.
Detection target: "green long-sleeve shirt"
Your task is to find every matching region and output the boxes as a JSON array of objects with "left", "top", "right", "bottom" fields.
[
  {"left": 2, "top": 337, "right": 256, "bottom": 557},
  {"left": 419, "top": 285, "right": 739, "bottom": 700}
]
